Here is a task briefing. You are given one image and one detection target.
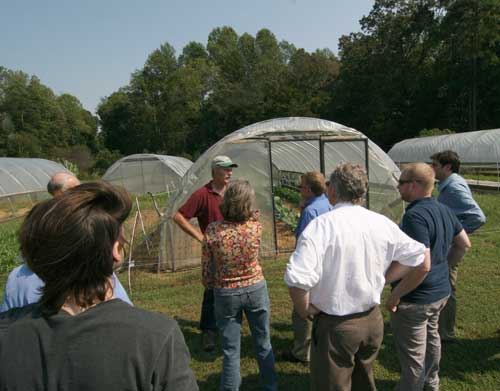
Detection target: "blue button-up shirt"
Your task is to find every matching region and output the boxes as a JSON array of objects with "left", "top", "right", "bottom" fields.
[
  {"left": 295, "top": 193, "right": 333, "bottom": 239},
  {"left": 437, "top": 173, "right": 486, "bottom": 233},
  {"left": 0, "top": 264, "right": 132, "bottom": 312}
]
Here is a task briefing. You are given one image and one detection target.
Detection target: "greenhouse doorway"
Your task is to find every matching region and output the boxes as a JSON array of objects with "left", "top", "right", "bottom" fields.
[{"left": 268, "top": 136, "right": 369, "bottom": 254}]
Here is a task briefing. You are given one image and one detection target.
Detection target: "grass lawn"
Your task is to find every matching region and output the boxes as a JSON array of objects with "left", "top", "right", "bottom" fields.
[
  {"left": 463, "top": 174, "right": 500, "bottom": 183},
  {"left": 1, "top": 192, "right": 499, "bottom": 390}
]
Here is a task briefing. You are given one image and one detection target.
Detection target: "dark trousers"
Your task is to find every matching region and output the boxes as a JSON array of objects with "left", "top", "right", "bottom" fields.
[
  {"left": 310, "top": 306, "right": 384, "bottom": 391},
  {"left": 200, "top": 288, "right": 217, "bottom": 331}
]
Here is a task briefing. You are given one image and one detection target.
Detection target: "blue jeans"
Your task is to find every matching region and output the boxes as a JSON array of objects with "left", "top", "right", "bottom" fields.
[{"left": 214, "top": 279, "right": 277, "bottom": 391}]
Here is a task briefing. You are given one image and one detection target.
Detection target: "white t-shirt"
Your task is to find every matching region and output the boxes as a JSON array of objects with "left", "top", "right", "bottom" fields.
[{"left": 284, "top": 203, "right": 426, "bottom": 316}]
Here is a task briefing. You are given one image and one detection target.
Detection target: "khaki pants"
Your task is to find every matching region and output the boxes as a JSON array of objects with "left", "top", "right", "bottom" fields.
[
  {"left": 310, "top": 306, "right": 383, "bottom": 391},
  {"left": 439, "top": 264, "right": 459, "bottom": 340},
  {"left": 391, "top": 296, "right": 449, "bottom": 391},
  {"left": 291, "top": 308, "right": 312, "bottom": 362}
]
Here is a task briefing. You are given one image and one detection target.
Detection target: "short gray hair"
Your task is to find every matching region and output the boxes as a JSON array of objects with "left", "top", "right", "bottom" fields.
[
  {"left": 220, "top": 180, "right": 255, "bottom": 222},
  {"left": 329, "top": 163, "right": 368, "bottom": 203}
]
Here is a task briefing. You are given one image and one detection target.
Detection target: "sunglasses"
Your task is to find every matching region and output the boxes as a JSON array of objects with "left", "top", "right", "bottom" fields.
[{"left": 398, "top": 179, "right": 414, "bottom": 186}]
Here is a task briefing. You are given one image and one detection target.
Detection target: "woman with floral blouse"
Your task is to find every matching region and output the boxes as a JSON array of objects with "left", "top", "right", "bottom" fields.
[{"left": 202, "top": 180, "right": 277, "bottom": 391}]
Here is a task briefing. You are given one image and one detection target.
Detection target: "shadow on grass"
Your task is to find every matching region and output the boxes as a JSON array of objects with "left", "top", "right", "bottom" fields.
[
  {"left": 270, "top": 321, "right": 294, "bottom": 333},
  {"left": 176, "top": 316, "right": 302, "bottom": 361},
  {"left": 440, "top": 337, "right": 500, "bottom": 382},
  {"left": 197, "top": 369, "right": 309, "bottom": 391},
  {"left": 375, "top": 379, "right": 398, "bottom": 390},
  {"left": 176, "top": 318, "right": 222, "bottom": 363},
  {"left": 378, "top": 327, "right": 500, "bottom": 384},
  {"left": 176, "top": 317, "right": 312, "bottom": 389}
]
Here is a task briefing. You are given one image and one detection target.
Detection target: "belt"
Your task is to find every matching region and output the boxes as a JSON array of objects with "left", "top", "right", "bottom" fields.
[{"left": 318, "top": 305, "right": 378, "bottom": 320}]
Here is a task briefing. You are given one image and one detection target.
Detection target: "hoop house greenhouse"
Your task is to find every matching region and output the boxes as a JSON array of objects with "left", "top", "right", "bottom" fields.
[
  {"left": 102, "top": 154, "right": 192, "bottom": 194},
  {"left": 388, "top": 128, "right": 500, "bottom": 167},
  {"left": 0, "top": 158, "right": 72, "bottom": 222},
  {"left": 159, "top": 117, "right": 403, "bottom": 271}
]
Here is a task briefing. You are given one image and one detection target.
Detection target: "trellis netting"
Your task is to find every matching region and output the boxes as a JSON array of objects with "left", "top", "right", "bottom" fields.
[{"left": 159, "top": 117, "right": 403, "bottom": 271}]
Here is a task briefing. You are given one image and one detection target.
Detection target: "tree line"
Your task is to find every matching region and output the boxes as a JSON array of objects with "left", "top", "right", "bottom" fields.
[{"left": 1, "top": 0, "right": 499, "bottom": 173}]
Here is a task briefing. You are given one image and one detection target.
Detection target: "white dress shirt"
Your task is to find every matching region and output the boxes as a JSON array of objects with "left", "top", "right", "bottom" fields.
[{"left": 284, "top": 203, "right": 426, "bottom": 316}]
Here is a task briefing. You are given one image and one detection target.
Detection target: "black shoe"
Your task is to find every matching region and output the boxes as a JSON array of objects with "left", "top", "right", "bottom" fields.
[
  {"left": 279, "top": 350, "right": 309, "bottom": 365},
  {"left": 441, "top": 336, "right": 458, "bottom": 344}
]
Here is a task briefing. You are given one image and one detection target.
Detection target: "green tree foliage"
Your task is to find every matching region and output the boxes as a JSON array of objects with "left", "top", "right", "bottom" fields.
[
  {"left": 3, "top": 7, "right": 500, "bottom": 170},
  {"left": 0, "top": 66, "right": 99, "bottom": 166},
  {"left": 92, "top": 148, "right": 123, "bottom": 175},
  {"left": 331, "top": 0, "right": 500, "bottom": 150},
  {"left": 418, "top": 128, "right": 455, "bottom": 138},
  {"left": 97, "top": 27, "right": 341, "bottom": 158}
]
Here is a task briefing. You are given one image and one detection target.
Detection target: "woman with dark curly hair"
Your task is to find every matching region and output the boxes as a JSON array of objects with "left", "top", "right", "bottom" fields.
[{"left": 202, "top": 179, "right": 277, "bottom": 391}]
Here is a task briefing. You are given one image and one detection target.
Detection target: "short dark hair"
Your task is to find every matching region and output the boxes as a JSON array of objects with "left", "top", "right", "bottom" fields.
[
  {"left": 301, "top": 171, "right": 327, "bottom": 196},
  {"left": 329, "top": 162, "right": 368, "bottom": 203},
  {"left": 19, "top": 181, "right": 132, "bottom": 315},
  {"left": 220, "top": 180, "right": 255, "bottom": 223},
  {"left": 430, "top": 150, "right": 460, "bottom": 173}
]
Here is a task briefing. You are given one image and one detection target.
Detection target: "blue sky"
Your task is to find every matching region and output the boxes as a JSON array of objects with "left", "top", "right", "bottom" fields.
[{"left": 1, "top": 0, "right": 374, "bottom": 114}]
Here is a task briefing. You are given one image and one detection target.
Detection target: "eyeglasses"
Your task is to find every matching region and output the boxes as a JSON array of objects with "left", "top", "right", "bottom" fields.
[{"left": 398, "top": 179, "right": 414, "bottom": 186}]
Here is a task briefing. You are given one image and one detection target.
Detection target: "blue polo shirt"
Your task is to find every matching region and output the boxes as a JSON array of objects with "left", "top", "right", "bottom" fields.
[
  {"left": 295, "top": 194, "right": 333, "bottom": 239},
  {"left": 395, "top": 197, "right": 462, "bottom": 304}
]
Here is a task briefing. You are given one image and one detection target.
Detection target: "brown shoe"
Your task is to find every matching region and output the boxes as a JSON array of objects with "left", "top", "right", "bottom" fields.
[
  {"left": 202, "top": 330, "right": 216, "bottom": 352},
  {"left": 279, "top": 350, "right": 309, "bottom": 365}
]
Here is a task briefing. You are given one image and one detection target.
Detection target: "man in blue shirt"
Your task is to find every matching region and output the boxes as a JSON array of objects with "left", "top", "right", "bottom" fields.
[
  {"left": 431, "top": 150, "right": 485, "bottom": 341},
  {"left": 0, "top": 264, "right": 132, "bottom": 311},
  {"left": 391, "top": 163, "right": 471, "bottom": 390},
  {"left": 0, "top": 173, "right": 132, "bottom": 312},
  {"left": 295, "top": 172, "right": 333, "bottom": 239},
  {"left": 283, "top": 171, "right": 332, "bottom": 364}
]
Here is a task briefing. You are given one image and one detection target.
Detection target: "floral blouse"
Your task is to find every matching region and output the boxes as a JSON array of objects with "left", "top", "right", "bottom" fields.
[{"left": 202, "top": 218, "right": 264, "bottom": 289}]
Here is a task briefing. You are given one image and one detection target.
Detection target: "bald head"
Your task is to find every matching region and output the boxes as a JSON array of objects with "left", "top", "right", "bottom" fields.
[{"left": 47, "top": 172, "right": 80, "bottom": 197}]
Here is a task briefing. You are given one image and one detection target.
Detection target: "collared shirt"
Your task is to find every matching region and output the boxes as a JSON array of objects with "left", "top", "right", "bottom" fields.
[
  {"left": 284, "top": 203, "right": 426, "bottom": 316},
  {"left": 202, "top": 219, "right": 264, "bottom": 289},
  {"left": 396, "top": 197, "right": 463, "bottom": 304},
  {"left": 438, "top": 173, "right": 486, "bottom": 233},
  {"left": 178, "top": 181, "right": 224, "bottom": 233},
  {"left": 0, "top": 264, "right": 132, "bottom": 312},
  {"left": 295, "top": 193, "right": 333, "bottom": 239}
]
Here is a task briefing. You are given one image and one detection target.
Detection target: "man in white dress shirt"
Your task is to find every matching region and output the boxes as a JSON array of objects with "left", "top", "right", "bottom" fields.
[{"left": 284, "top": 162, "right": 431, "bottom": 391}]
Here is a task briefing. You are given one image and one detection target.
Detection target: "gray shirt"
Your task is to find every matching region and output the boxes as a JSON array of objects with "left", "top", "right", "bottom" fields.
[{"left": 0, "top": 299, "right": 198, "bottom": 391}]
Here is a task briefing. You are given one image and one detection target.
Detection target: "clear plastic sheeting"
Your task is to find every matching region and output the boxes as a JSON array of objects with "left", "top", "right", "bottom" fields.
[
  {"left": 388, "top": 128, "right": 500, "bottom": 165},
  {"left": 0, "top": 158, "right": 71, "bottom": 222},
  {"left": 102, "top": 154, "right": 192, "bottom": 195},
  {"left": 161, "top": 117, "right": 403, "bottom": 271}
]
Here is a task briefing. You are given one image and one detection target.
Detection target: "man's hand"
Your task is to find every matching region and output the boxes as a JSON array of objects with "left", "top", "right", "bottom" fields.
[
  {"left": 448, "top": 229, "right": 471, "bottom": 268},
  {"left": 295, "top": 306, "right": 309, "bottom": 320},
  {"left": 385, "top": 292, "right": 400, "bottom": 313},
  {"left": 289, "top": 287, "right": 319, "bottom": 320},
  {"left": 172, "top": 212, "right": 204, "bottom": 243},
  {"left": 296, "top": 303, "right": 320, "bottom": 321},
  {"left": 306, "top": 304, "right": 320, "bottom": 320}
]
